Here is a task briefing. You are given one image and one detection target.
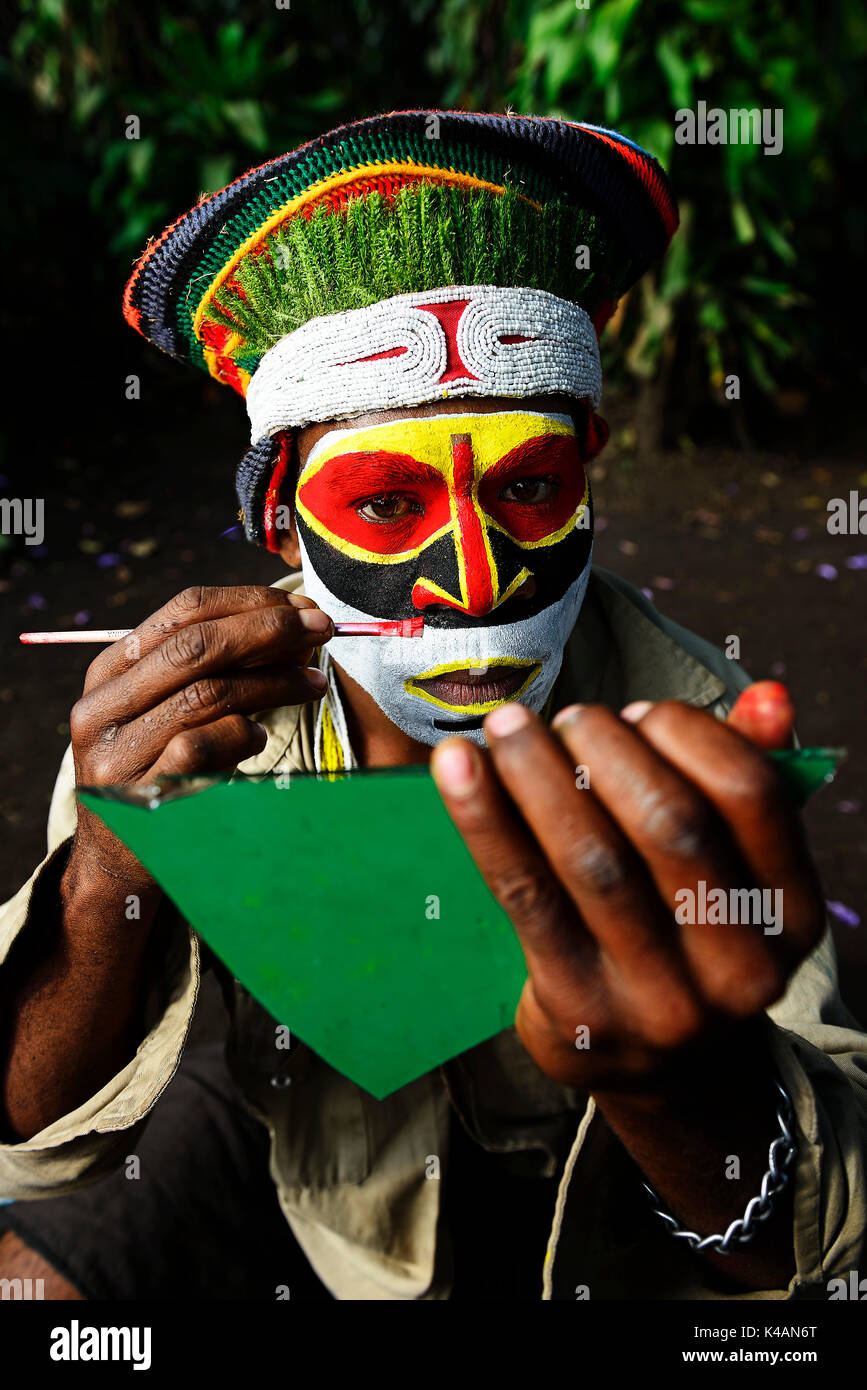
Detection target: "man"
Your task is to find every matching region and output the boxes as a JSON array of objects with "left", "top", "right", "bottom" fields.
[{"left": 0, "top": 110, "right": 865, "bottom": 1301}]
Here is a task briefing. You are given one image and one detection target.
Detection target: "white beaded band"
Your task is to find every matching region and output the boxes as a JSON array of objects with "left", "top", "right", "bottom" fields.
[{"left": 245, "top": 284, "right": 602, "bottom": 443}]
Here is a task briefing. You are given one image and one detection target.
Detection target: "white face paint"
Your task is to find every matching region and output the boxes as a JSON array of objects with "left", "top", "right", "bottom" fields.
[
  {"left": 294, "top": 409, "right": 594, "bottom": 746},
  {"left": 298, "top": 536, "right": 592, "bottom": 746}
]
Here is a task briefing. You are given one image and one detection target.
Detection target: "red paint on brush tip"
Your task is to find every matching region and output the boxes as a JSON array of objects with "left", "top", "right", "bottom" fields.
[
  {"left": 333, "top": 618, "right": 424, "bottom": 638},
  {"left": 21, "top": 618, "right": 426, "bottom": 644}
]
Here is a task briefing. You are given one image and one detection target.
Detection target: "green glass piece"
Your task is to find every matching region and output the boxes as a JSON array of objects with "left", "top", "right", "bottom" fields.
[
  {"left": 769, "top": 748, "right": 847, "bottom": 807},
  {"left": 78, "top": 769, "right": 527, "bottom": 1100},
  {"left": 78, "top": 747, "right": 846, "bottom": 1097}
]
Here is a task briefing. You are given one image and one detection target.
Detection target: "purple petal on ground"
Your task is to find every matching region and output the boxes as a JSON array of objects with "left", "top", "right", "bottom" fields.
[
  {"left": 836, "top": 800, "right": 862, "bottom": 814},
  {"left": 220, "top": 525, "right": 242, "bottom": 539},
  {"left": 594, "top": 517, "right": 609, "bottom": 532},
  {"left": 73, "top": 610, "right": 91, "bottom": 626},
  {"left": 723, "top": 482, "right": 740, "bottom": 495},
  {"left": 770, "top": 661, "right": 786, "bottom": 677},
  {"left": 640, "top": 588, "right": 654, "bottom": 602},
  {"left": 826, "top": 900, "right": 861, "bottom": 928},
  {"left": 97, "top": 552, "right": 121, "bottom": 568},
  {"left": 791, "top": 526, "right": 809, "bottom": 541},
  {"left": 815, "top": 563, "right": 838, "bottom": 580},
  {"left": 28, "top": 545, "right": 49, "bottom": 558},
  {"left": 846, "top": 554, "right": 867, "bottom": 570},
  {"left": 27, "top": 593, "right": 47, "bottom": 609}
]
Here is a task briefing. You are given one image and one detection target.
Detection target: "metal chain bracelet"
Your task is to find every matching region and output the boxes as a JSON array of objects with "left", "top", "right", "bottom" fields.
[{"left": 641, "top": 1079, "right": 797, "bottom": 1255}]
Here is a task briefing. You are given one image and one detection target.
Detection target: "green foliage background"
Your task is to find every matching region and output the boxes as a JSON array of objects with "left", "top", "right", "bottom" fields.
[{"left": 3, "top": 0, "right": 865, "bottom": 438}]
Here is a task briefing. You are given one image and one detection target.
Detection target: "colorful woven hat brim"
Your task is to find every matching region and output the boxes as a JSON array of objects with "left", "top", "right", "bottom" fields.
[
  {"left": 123, "top": 109, "right": 678, "bottom": 547},
  {"left": 123, "top": 109, "right": 678, "bottom": 397}
]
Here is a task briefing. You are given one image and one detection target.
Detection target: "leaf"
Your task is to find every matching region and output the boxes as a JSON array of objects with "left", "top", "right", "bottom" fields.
[
  {"left": 222, "top": 100, "right": 268, "bottom": 149},
  {"left": 739, "top": 275, "right": 797, "bottom": 301},
  {"left": 127, "top": 136, "right": 156, "bottom": 184},
  {"left": 655, "top": 33, "right": 693, "bottom": 110},
  {"left": 525, "top": 0, "right": 576, "bottom": 52},
  {"left": 659, "top": 202, "right": 691, "bottom": 299},
  {"left": 731, "top": 196, "right": 756, "bottom": 244},
  {"left": 755, "top": 212, "right": 797, "bottom": 265},
  {"left": 585, "top": 0, "right": 644, "bottom": 86},
  {"left": 683, "top": 0, "right": 732, "bottom": 21},
  {"left": 199, "top": 154, "right": 235, "bottom": 196},
  {"left": 741, "top": 335, "right": 777, "bottom": 394}
]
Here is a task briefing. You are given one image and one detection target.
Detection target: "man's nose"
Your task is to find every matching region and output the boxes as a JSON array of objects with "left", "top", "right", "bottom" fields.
[
  {"left": 412, "top": 563, "right": 536, "bottom": 617},
  {"left": 411, "top": 432, "right": 536, "bottom": 617}
]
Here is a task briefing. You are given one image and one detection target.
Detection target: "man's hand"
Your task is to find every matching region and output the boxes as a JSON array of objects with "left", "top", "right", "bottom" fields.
[
  {"left": 69, "top": 583, "right": 332, "bottom": 886},
  {"left": 432, "top": 686, "right": 825, "bottom": 1288},
  {"left": 1, "top": 585, "right": 332, "bottom": 1141},
  {"left": 430, "top": 688, "right": 823, "bottom": 1093}
]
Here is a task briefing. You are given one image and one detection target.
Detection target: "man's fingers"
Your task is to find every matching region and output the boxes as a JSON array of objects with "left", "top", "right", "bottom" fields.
[
  {"left": 74, "top": 665, "right": 325, "bottom": 782},
  {"left": 726, "top": 681, "right": 795, "bottom": 751},
  {"left": 480, "top": 705, "right": 703, "bottom": 1040},
  {"left": 82, "top": 585, "right": 321, "bottom": 692},
  {"left": 551, "top": 704, "right": 782, "bottom": 1015},
  {"left": 75, "top": 603, "right": 331, "bottom": 741},
  {"left": 429, "top": 736, "right": 589, "bottom": 990},
  {"left": 149, "top": 715, "right": 269, "bottom": 779},
  {"left": 619, "top": 700, "right": 824, "bottom": 956}
]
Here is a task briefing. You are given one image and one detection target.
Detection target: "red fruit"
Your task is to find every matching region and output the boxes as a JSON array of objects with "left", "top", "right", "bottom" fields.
[{"left": 727, "top": 681, "right": 795, "bottom": 751}]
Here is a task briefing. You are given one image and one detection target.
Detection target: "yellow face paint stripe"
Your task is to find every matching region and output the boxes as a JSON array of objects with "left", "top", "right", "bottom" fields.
[
  {"left": 193, "top": 166, "right": 543, "bottom": 369},
  {"left": 301, "top": 413, "right": 575, "bottom": 477},
  {"left": 483, "top": 472, "right": 590, "bottom": 550},
  {"left": 446, "top": 441, "right": 468, "bottom": 609},
  {"left": 294, "top": 411, "right": 582, "bottom": 571},
  {"left": 496, "top": 565, "right": 534, "bottom": 606},
  {"left": 295, "top": 495, "right": 454, "bottom": 565},
  {"left": 468, "top": 477, "right": 500, "bottom": 605},
  {"left": 405, "top": 660, "right": 543, "bottom": 713},
  {"left": 413, "top": 563, "right": 533, "bottom": 612}
]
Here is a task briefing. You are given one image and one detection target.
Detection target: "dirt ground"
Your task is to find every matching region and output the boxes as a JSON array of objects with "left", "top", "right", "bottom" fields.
[{"left": 2, "top": 386, "right": 865, "bottom": 1022}]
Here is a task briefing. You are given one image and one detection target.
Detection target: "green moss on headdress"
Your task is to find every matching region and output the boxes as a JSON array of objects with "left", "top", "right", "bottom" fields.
[{"left": 206, "top": 182, "right": 637, "bottom": 367}]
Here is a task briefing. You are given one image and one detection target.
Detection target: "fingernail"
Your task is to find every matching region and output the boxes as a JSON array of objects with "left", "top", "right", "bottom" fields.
[
  {"left": 484, "top": 703, "right": 532, "bottom": 739},
  {"left": 431, "top": 740, "right": 478, "bottom": 797},
  {"left": 298, "top": 608, "right": 333, "bottom": 633},
  {"left": 621, "top": 700, "right": 654, "bottom": 723},
  {"left": 551, "top": 703, "right": 585, "bottom": 730},
  {"left": 305, "top": 667, "right": 328, "bottom": 690}
]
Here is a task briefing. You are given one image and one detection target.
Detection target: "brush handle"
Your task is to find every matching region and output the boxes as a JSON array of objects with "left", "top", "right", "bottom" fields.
[{"left": 20, "top": 620, "right": 422, "bottom": 644}]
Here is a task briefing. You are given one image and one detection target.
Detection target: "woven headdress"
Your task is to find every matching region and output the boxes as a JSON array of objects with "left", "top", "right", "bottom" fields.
[{"left": 123, "top": 110, "right": 678, "bottom": 547}]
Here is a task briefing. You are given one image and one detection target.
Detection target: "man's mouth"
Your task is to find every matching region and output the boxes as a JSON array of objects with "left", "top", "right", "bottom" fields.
[{"left": 405, "top": 659, "right": 542, "bottom": 713}]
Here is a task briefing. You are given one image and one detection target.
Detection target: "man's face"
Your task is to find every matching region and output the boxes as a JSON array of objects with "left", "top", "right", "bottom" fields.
[{"left": 284, "top": 395, "right": 594, "bottom": 745}]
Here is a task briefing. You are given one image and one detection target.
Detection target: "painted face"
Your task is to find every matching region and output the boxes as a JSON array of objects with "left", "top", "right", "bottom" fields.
[{"left": 295, "top": 409, "right": 593, "bottom": 746}]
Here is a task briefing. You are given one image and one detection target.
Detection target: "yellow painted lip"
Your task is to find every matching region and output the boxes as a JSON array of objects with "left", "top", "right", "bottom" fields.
[{"left": 405, "top": 657, "right": 542, "bottom": 713}]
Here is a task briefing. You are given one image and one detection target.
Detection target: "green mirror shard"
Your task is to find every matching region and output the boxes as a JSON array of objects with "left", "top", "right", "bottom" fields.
[
  {"left": 78, "top": 769, "right": 527, "bottom": 1100},
  {"left": 77, "top": 747, "right": 845, "bottom": 1099},
  {"left": 769, "top": 748, "right": 847, "bottom": 806}
]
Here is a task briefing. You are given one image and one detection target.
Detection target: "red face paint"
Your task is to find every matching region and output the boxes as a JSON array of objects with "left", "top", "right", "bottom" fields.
[{"left": 294, "top": 411, "right": 592, "bottom": 624}]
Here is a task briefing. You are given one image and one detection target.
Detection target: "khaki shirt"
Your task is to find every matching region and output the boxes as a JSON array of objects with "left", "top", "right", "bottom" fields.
[{"left": 1, "top": 567, "right": 865, "bottom": 1300}]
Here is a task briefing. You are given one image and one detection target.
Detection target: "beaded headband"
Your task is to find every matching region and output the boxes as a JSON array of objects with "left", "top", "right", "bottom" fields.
[
  {"left": 245, "top": 285, "right": 602, "bottom": 444},
  {"left": 122, "top": 110, "right": 678, "bottom": 544}
]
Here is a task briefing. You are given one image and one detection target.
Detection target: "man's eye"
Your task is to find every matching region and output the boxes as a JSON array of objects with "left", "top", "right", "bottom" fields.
[
  {"left": 357, "top": 495, "right": 423, "bottom": 522},
  {"left": 499, "top": 476, "right": 560, "bottom": 504}
]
